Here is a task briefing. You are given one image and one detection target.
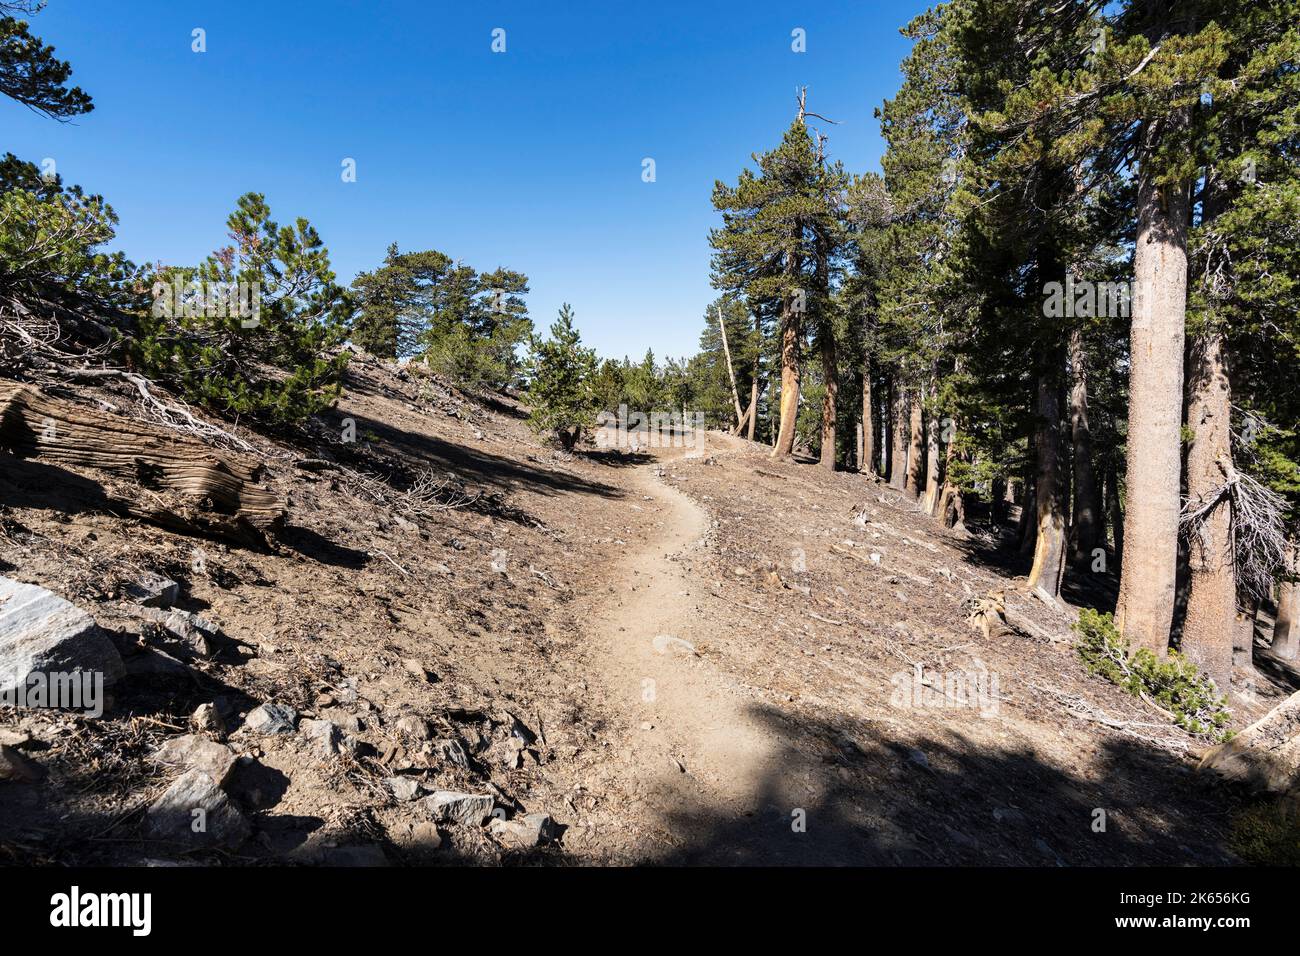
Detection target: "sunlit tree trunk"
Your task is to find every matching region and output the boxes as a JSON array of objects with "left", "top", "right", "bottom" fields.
[
  {"left": 1115, "top": 115, "right": 1192, "bottom": 654},
  {"left": 1181, "top": 332, "right": 1236, "bottom": 690},
  {"left": 860, "top": 366, "right": 875, "bottom": 475},
  {"left": 1027, "top": 369, "right": 1068, "bottom": 600},
  {"left": 904, "top": 392, "right": 924, "bottom": 497},
  {"left": 772, "top": 251, "right": 803, "bottom": 459}
]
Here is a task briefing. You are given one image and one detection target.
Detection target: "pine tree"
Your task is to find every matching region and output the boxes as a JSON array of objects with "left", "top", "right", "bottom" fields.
[
  {"left": 0, "top": 2, "right": 92, "bottom": 118},
  {"left": 135, "top": 193, "right": 349, "bottom": 425},
  {"left": 525, "top": 303, "right": 597, "bottom": 450},
  {"left": 711, "top": 97, "right": 841, "bottom": 459}
]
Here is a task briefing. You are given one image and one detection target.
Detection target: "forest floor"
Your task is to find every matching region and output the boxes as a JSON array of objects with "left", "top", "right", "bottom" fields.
[{"left": 1, "top": 353, "right": 1294, "bottom": 866}]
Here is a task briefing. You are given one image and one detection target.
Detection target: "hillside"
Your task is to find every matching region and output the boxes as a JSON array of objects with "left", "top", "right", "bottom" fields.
[{"left": 1, "top": 354, "right": 1287, "bottom": 866}]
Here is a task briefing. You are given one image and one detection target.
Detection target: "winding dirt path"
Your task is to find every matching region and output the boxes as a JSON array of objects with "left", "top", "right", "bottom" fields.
[{"left": 577, "top": 440, "right": 873, "bottom": 863}]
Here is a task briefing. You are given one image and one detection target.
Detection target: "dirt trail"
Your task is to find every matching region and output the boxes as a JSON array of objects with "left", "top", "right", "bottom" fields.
[{"left": 577, "top": 439, "right": 874, "bottom": 863}]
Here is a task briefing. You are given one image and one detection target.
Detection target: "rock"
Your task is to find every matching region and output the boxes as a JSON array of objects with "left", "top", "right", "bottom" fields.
[
  {"left": 488, "top": 811, "right": 554, "bottom": 848},
  {"left": 0, "top": 728, "right": 32, "bottom": 749},
  {"left": 652, "top": 634, "right": 697, "bottom": 656},
  {"left": 437, "top": 738, "right": 471, "bottom": 770},
  {"left": 139, "top": 607, "right": 220, "bottom": 657},
  {"left": 1199, "top": 687, "right": 1300, "bottom": 793},
  {"left": 395, "top": 715, "right": 431, "bottom": 740},
  {"left": 0, "top": 744, "right": 44, "bottom": 783},
  {"left": 124, "top": 572, "right": 179, "bottom": 608},
  {"left": 300, "top": 718, "right": 353, "bottom": 756},
  {"left": 243, "top": 703, "right": 297, "bottom": 735},
  {"left": 0, "top": 576, "right": 125, "bottom": 697},
  {"left": 143, "top": 768, "right": 250, "bottom": 848},
  {"left": 151, "top": 735, "right": 236, "bottom": 787},
  {"left": 907, "top": 748, "right": 930, "bottom": 769},
  {"left": 505, "top": 712, "right": 537, "bottom": 745},
  {"left": 385, "top": 776, "right": 421, "bottom": 802},
  {"left": 190, "top": 703, "right": 224, "bottom": 735},
  {"left": 421, "top": 790, "right": 493, "bottom": 826}
]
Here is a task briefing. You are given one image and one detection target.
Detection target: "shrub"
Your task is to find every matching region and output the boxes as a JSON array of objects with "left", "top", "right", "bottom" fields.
[
  {"left": 1074, "top": 608, "right": 1233, "bottom": 740},
  {"left": 132, "top": 193, "right": 349, "bottom": 426}
]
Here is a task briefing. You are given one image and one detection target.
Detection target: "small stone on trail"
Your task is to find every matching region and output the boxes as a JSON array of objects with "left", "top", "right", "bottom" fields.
[
  {"left": 244, "top": 703, "right": 298, "bottom": 735},
  {"left": 489, "top": 811, "right": 555, "bottom": 848},
  {"left": 143, "top": 768, "right": 250, "bottom": 849},
  {"left": 386, "top": 776, "right": 422, "bottom": 802},
  {"left": 190, "top": 702, "right": 224, "bottom": 735},
  {"left": 421, "top": 790, "right": 494, "bottom": 826},
  {"left": 396, "top": 715, "right": 431, "bottom": 739},
  {"left": 151, "top": 734, "right": 236, "bottom": 787},
  {"left": 125, "top": 572, "right": 179, "bottom": 608}
]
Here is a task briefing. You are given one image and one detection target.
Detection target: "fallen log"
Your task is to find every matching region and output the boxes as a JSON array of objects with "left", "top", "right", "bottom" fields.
[
  {"left": 0, "top": 382, "right": 283, "bottom": 547},
  {"left": 1198, "top": 688, "right": 1300, "bottom": 795}
]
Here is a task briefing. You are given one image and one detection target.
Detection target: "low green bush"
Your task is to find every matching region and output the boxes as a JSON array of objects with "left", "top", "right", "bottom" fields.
[{"left": 1074, "top": 608, "right": 1233, "bottom": 740}]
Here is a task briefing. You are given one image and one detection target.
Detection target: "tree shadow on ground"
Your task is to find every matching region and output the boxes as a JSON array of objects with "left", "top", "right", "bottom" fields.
[
  {"left": 644, "top": 703, "right": 1236, "bottom": 866},
  {"left": 317, "top": 410, "right": 622, "bottom": 503}
]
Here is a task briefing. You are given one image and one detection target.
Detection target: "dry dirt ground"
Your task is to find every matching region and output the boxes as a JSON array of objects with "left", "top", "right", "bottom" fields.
[{"left": 1, "top": 354, "right": 1292, "bottom": 866}]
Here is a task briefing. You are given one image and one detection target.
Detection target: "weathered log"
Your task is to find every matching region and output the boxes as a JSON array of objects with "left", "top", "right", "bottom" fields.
[
  {"left": 1198, "top": 689, "right": 1300, "bottom": 794},
  {"left": 0, "top": 382, "right": 283, "bottom": 547}
]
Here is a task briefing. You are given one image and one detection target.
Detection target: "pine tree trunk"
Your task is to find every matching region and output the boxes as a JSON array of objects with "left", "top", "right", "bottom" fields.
[
  {"left": 1115, "top": 116, "right": 1192, "bottom": 655},
  {"left": 1068, "top": 327, "right": 1100, "bottom": 568},
  {"left": 1274, "top": 548, "right": 1298, "bottom": 661},
  {"left": 819, "top": 320, "right": 838, "bottom": 470},
  {"left": 904, "top": 392, "right": 924, "bottom": 498},
  {"left": 922, "top": 390, "right": 941, "bottom": 514},
  {"left": 860, "top": 367, "right": 874, "bottom": 476},
  {"left": 889, "top": 382, "right": 908, "bottom": 490},
  {"left": 1106, "top": 461, "right": 1124, "bottom": 560},
  {"left": 1180, "top": 332, "right": 1236, "bottom": 690},
  {"left": 1027, "top": 371, "right": 1068, "bottom": 600},
  {"left": 1018, "top": 482, "right": 1037, "bottom": 556},
  {"left": 772, "top": 303, "right": 801, "bottom": 459}
]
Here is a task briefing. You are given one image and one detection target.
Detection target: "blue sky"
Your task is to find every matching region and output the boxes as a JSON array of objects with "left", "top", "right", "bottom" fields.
[{"left": 5, "top": 0, "right": 927, "bottom": 360}]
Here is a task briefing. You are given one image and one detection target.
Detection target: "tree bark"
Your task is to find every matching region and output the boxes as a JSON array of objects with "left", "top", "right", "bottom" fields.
[
  {"left": 860, "top": 366, "right": 874, "bottom": 476},
  {"left": 1115, "top": 115, "right": 1192, "bottom": 655},
  {"left": 1180, "top": 332, "right": 1236, "bottom": 690},
  {"left": 922, "top": 388, "right": 941, "bottom": 514},
  {"left": 889, "top": 381, "right": 908, "bottom": 490},
  {"left": 1106, "top": 460, "right": 1124, "bottom": 560},
  {"left": 772, "top": 316, "right": 801, "bottom": 458},
  {"left": 717, "top": 305, "right": 745, "bottom": 431},
  {"left": 818, "top": 318, "right": 838, "bottom": 471},
  {"left": 1068, "top": 327, "right": 1100, "bottom": 568},
  {"left": 1027, "top": 371, "right": 1068, "bottom": 600},
  {"left": 904, "top": 392, "right": 924, "bottom": 498}
]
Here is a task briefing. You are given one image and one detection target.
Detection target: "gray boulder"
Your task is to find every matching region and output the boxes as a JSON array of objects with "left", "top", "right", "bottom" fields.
[
  {"left": 143, "top": 768, "right": 250, "bottom": 848},
  {"left": 0, "top": 577, "right": 124, "bottom": 698},
  {"left": 421, "top": 790, "right": 493, "bottom": 826}
]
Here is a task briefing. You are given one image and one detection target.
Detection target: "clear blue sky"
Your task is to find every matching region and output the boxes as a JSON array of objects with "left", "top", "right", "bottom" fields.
[{"left": 5, "top": 0, "right": 927, "bottom": 360}]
